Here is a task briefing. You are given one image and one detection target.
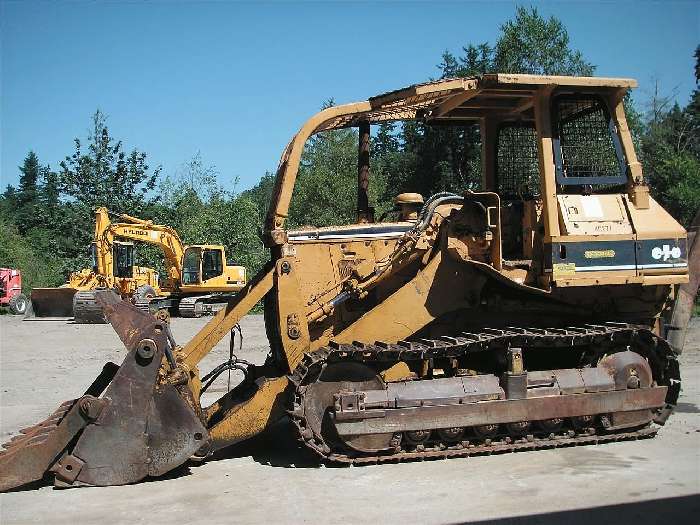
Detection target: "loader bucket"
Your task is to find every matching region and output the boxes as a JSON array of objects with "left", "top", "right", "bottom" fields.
[
  {"left": 25, "top": 287, "right": 78, "bottom": 319},
  {"left": 0, "top": 291, "right": 209, "bottom": 490}
]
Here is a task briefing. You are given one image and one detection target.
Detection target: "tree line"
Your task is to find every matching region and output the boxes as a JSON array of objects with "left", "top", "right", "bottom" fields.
[{"left": 1, "top": 7, "right": 698, "bottom": 293}]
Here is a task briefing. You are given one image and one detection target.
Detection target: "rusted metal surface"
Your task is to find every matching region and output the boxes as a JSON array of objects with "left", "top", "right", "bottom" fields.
[
  {"left": 3, "top": 75, "right": 693, "bottom": 490},
  {"left": 72, "top": 290, "right": 109, "bottom": 323},
  {"left": 26, "top": 287, "right": 77, "bottom": 318},
  {"left": 1, "top": 296, "right": 209, "bottom": 490},
  {"left": 96, "top": 289, "right": 153, "bottom": 348},
  {"left": 290, "top": 324, "right": 679, "bottom": 464},
  {"left": 357, "top": 120, "right": 372, "bottom": 223},
  {"left": 0, "top": 360, "right": 120, "bottom": 491},
  {"left": 0, "top": 397, "right": 102, "bottom": 491},
  {"left": 333, "top": 387, "right": 667, "bottom": 435},
  {"left": 331, "top": 426, "right": 659, "bottom": 465},
  {"left": 52, "top": 294, "right": 209, "bottom": 487}
]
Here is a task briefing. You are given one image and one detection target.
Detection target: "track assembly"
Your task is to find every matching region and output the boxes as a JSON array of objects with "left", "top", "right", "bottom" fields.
[{"left": 289, "top": 324, "right": 680, "bottom": 464}]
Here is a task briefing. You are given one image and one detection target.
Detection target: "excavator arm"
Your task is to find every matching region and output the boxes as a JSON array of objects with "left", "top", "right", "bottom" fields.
[{"left": 94, "top": 207, "right": 186, "bottom": 286}]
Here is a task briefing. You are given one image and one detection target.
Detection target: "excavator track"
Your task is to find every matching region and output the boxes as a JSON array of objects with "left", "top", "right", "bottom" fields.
[
  {"left": 289, "top": 323, "right": 680, "bottom": 465},
  {"left": 72, "top": 291, "right": 108, "bottom": 323},
  {"left": 178, "top": 294, "right": 236, "bottom": 318},
  {"left": 178, "top": 296, "right": 209, "bottom": 318}
]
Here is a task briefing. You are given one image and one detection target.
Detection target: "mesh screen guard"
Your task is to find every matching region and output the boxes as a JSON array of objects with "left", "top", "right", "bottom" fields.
[{"left": 552, "top": 95, "right": 627, "bottom": 186}]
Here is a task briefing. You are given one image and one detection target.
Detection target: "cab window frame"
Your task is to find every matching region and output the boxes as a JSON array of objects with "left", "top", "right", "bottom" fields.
[{"left": 551, "top": 93, "right": 627, "bottom": 187}]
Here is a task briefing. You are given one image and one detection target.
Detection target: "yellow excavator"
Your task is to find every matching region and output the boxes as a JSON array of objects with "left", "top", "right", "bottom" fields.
[
  {"left": 2, "top": 74, "right": 698, "bottom": 491},
  {"left": 28, "top": 207, "right": 247, "bottom": 322},
  {"left": 27, "top": 208, "right": 161, "bottom": 321}
]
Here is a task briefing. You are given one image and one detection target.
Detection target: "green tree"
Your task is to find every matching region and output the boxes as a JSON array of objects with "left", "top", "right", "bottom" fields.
[
  {"left": 56, "top": 110, "right": 162, "bottom": 265},
  {"left": 0, "top": 217, "right": 65, "bottom": 290},
  {"left": 154, "top": 153, "right": 268, "bottom": 276},
  {"left": 39, "top": 166, "right": 61, "bottom": 224},
  {"left": 494, "top": 6, "right": 594, "bottom": 75},
  {"left": 242, "top": 171, "right": 275, "bottom": 223},
  {"left": 15, "top": 151, "right": 41, "bottom": 233},
  {"left": 642, "top": 48, "right": 700, "bottom": 227},
  {"left": 388, "top": 6, "right": 596, "bottom": 200},
  {"left": 287, "top": 126, "right": 392, "bottom": 228},
  {"left": 59, "top": 110, "right": 160, "bottom": 213}
]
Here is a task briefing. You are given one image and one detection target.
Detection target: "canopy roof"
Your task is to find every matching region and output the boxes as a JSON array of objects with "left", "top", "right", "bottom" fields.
[
  {"left": 315, "top": 74, "right": 637, "bottom": 132},
  {"left": 266, "top": 74, "right": 638, "bottom": 229}
]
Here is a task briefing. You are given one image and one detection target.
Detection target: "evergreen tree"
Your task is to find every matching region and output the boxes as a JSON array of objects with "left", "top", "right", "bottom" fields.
[
  {"left": 494, "top": 6, "right": 594, "bottom": 75},
  {"left": 57, "top": 110, "right": 161, "bottom": 261},
  {"left": 59, "top": 110, "right": 160, "bottom": 214},
  {"left": 15, "top": 151, "right": 41, "bottom": 233}
]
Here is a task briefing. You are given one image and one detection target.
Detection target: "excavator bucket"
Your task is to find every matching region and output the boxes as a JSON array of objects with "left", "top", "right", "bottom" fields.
[
  {"left": 25, "top": 287, "right": 77, "bottom": 319},
  {"left": 0, "top": 291, "right": 208, "bottom": 490}
]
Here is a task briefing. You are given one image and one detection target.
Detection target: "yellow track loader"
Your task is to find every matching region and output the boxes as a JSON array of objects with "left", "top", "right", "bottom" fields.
[
  {"left": 27, "top": 208, "right": 247, "bottom": 322},
  {"left": 2, "top": 74, "right": 697, "bottom": 490}
]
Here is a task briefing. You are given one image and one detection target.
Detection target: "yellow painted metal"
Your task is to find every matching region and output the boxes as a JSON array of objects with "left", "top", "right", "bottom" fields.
[
  {"left": 102, "top": 210, "right": 185, "bottom": 288},
  {"left": 312, "top": 251, "right": 473, "bottom": 350},
  {"left": 534, "top": 86, "right": 560, "bottom": 242},
  {"left": 380, "top": 362, "right": 414, "bottom": 383},
  {"left": 177, "top": 74, "right": 688, "bottom": 455},
  {"left": 37, "top": 207, "right": 248, "bottom": 309},
  {"left": 91, "top": 207, "right": 248, "bottom": 294},
  {"left": 274, "top": 259, "right": 312, "bottom": 371},
  {"left": 206, "top": 376, "right": 290, "bottom": 451},
  {"left": 266, "top": 101, "right": 372, "bottom": 234},
  {"left": 180, "top": 267, "right": 274, "bottom": 368}
]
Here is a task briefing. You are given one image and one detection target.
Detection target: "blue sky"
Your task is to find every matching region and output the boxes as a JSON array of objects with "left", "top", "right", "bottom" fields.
[{"left": 1, "top": 0, "right": 698, "bottom": 192}]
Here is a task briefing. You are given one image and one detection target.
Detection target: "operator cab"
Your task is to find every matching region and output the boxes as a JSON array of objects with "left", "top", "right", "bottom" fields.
[
  {"left": 89, "top": 241, "right": 135, "bottom": 278},
  {"left": 182, "top": 246, "right": 225, "bottom": 284},
  {"left": 113, "top": 241, "right": 135, "bottom": 278}
]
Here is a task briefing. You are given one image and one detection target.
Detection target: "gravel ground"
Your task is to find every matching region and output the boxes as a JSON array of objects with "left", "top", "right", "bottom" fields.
[{"left": 0, "top": 315, "right": 698, "bottom": 524}]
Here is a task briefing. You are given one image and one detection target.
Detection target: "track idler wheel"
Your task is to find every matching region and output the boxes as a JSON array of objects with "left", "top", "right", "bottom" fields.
[
  {"left": 599, "top": 351, "right": 653, "bottom": 390},
  {"left": 302, "top": 362, "right": 395, "bottom": 454}
]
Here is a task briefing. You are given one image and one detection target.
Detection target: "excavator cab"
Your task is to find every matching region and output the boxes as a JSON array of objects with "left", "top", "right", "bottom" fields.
[
  {"left": 182, "top": 246, "right": 222, "bottom": 284},
  {"left": 112, "top": 241, "right": 135, "bottom": 279},
  {"left": 181, "top": 245, "right": 244, "bottom": 290},
  {"left": 202, "top": 248, "right": 224, "bottom": 281},
  {"left": 88, "top": 240, "right": 136, "bottom": 278}
]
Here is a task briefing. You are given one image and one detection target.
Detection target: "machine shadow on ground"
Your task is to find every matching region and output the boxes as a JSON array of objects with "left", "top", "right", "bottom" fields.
[
  {"left": 451, "top": 494, "right": 700, "bottom": 525},
  {"left": 205, "top": 417, "right": 322, "bottom": 468}
]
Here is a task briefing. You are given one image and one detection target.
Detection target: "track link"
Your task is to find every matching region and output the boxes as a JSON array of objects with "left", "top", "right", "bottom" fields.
[
  {"left": 178, "top": 296, "right": 204, "bottom": 318},
  {"left": 179, "top": 294, "right": 237, "bottom": 318},
  {"left": 289, "top": 323, "right": 679, "bottom": 465},
  {"left": 73, "top": 291, "right": 107, "bottom": 323},
  {"left": 327, "top": 426, "right": 659, "bottom": 466}
]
